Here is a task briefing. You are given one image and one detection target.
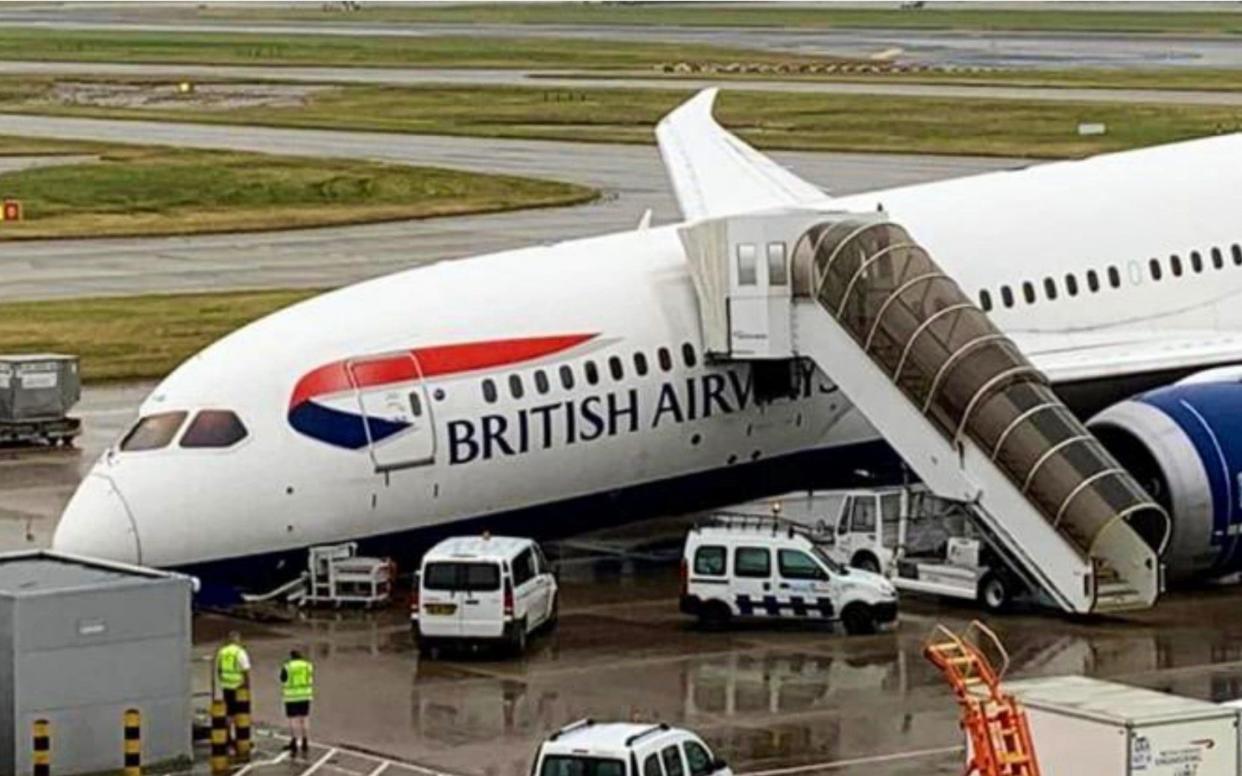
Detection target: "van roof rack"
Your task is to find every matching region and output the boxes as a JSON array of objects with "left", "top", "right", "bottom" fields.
[
  {"left": 550, "top": 718, "right": 594, "bottom": 741},
  {"left": 625, "top": 722, "right": 670, "bottom": 747},
  {"left": 701, "top": 511, "right": 827, "bottom": 540}
]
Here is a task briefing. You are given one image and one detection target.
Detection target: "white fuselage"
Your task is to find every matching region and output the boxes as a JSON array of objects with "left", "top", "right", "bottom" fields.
[{"left": 54, "top": 132, "right": 1242, "bottom": 579}]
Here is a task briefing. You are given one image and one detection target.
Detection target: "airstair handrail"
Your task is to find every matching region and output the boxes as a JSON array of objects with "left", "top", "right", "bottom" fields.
[
  {"left": 835, "top": 241, "right": 919, "bottom": 319},
  {"left": 862, "top": 272, "right": 948, "bottom": 351},
  {"left": 893, "top": 302, "right": 977, "bottom": 384}
]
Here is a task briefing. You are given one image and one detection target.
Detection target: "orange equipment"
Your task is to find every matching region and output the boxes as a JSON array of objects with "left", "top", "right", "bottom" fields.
[{"left": 924, "top": 621, "right": 1041, "bottom": 776}]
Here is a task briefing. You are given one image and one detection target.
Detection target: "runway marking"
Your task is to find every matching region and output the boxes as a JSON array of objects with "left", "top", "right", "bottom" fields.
[
  {"left": 302, "top": 747, "right": 340, "bottom": 776},
  {"left": 365, "top": 763, "right": 390, "bottom": 776},
  {"left": 738, "top": 745, "right": 963, "bottom": 775},
  {"left": 231, "top": 748, "right": 290, "bottom": 776}
]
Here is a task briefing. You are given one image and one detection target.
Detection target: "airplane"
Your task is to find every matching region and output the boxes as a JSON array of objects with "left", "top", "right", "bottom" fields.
[{"left": 53, "top": 89, "right": 1242, "bottom": 594}]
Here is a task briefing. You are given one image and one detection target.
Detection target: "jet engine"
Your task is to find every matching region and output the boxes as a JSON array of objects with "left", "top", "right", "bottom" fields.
[{"left": 1088, "top": 366, "right": 1242, "bottom": 580}]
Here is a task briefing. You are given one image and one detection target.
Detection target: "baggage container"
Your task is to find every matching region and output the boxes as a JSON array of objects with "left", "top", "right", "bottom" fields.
[
  {"left": 1002, "top": 676, "right": 1238, "bottom": 775},
  {"left": 0, "top": 354, "right": 81, "bottom": 445}
]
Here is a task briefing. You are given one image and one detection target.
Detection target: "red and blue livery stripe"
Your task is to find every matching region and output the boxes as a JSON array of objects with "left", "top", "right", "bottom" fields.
[{"left": 288, "top": 334, "right": 596, "bottom": 449}]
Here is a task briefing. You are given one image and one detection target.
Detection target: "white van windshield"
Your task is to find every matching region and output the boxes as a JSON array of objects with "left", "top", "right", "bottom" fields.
[
  {"left": 423, "top": 561, "right": 501, "bottom": 592},
  {"left": 813, "top": 546, "right": 846, "bottom": 574},
  {"left": 540, "top": 756, "right": 626, "bottom": 776}
]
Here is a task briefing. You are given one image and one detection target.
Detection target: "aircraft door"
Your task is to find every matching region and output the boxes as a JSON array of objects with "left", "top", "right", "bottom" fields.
[{"left": 346, "top": 351, "right": 436, "bottom": 472}]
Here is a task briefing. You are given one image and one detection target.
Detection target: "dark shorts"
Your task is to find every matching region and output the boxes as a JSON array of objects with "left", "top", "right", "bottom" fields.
[
  {"left": 223, "top": 688, "right": 241, "bottom": 716},
  {"left": 285, "top": 701, "right": 311, "bottom": 718}
]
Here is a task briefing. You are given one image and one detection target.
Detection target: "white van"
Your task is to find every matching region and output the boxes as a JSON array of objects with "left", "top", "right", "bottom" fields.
[
  {"left": 412, "top": 535, "right": 557, "bottom": 656},
  {"left": 533, "top": 719, "right": 731, "bottom": 776},
  {"left": 680, "top": 515, "right": 898, "bottom": 635}
]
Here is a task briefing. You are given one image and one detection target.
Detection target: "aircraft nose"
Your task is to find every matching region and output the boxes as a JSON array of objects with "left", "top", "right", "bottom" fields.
[{"left": 53, "top": 473, "right": 141, "bottom": 565}]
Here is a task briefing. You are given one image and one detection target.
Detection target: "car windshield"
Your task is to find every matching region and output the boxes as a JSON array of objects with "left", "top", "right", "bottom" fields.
[
  {"left": 813, "top": 546, "right": 847, "bottom": 575},
  {"left": 540, "top": 755, "right": 627, "bottom": 776},
  {"left": 422, "top": 561, "right": 501, "bottom": 592}
]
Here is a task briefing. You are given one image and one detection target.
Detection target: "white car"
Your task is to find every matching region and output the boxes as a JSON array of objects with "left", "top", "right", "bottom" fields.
[
  {"left": 679, "top": 515, "right": 898, "bottom": 634},
  {"left": 533, "top": 719, "right": 731, "bottom": 776},
  {"left": 412, "top": 535, "right": 557, "bottom": 656}
]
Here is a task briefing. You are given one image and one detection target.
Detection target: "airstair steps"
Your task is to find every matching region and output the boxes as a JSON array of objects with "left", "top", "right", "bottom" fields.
[{"left": 680, "top": 209, "right": 1171, "bottom": 614}]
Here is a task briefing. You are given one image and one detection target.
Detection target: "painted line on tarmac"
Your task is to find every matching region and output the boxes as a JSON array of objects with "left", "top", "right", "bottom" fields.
[
  {"left": 302, "top": 747, "right": 340, "bottom": 776},
  {"left": 739, "top": 745, "right": 963, "bottom": 775}
]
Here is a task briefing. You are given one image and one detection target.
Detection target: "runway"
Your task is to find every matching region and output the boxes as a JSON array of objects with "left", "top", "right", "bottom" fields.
[
  {"left": 0, "top": 114, "right": 1022, "bottom": 302},
  {"left": 1, "top": 9, "right": 1241, "bottom": 69},
  {"left": 2, "top": 61, "right": 1240, "bottom": 105}
]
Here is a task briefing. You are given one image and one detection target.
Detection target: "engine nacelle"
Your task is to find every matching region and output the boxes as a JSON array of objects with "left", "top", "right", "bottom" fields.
[{"left": 1088, "top": 374, "right": 1242, "bottom": 580}]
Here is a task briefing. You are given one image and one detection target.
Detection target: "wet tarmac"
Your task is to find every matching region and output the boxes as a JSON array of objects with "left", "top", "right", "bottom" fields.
[{"left": 183, "top": 537, "right": 1242, "bottom": 776}]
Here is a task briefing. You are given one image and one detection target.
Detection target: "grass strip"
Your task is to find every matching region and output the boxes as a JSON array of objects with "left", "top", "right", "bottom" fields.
[{"left": 0, "top": 290, "right": 321, "bottom": 383}]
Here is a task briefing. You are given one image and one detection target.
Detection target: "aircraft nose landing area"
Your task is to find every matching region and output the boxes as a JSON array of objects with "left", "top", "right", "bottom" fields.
[{"left": 190, "top": 538, "right": 1242, "bottom": 776}]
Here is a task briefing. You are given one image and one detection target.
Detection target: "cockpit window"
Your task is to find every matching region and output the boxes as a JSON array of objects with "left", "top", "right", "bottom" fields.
[
  {"left": 120, "top": 411, "right": 188, "bottom": 452},
  {"left": 180, "top": 410, "right": 248, "bottom": 449}
]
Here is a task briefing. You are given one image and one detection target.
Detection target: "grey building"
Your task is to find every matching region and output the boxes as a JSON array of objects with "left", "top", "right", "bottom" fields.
[{"left": 0, "top": 551, "right": 193, "bottom": 775}]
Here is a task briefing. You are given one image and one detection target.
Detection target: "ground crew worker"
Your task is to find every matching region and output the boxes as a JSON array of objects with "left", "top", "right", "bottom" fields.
[
  {"left": 215, "top": 631, "right": 251, "bottom": 746},
  {"left": 281, "top": 649, "right": 314, "bottom": 756}
]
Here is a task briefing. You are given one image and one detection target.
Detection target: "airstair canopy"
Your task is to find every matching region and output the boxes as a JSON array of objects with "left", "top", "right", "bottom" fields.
[{"left": 681, "top": 209, "right": 1170, "bottom": 613}]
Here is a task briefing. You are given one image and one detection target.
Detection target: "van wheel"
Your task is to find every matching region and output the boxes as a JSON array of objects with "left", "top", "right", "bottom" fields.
[
  {"left": 698, "top": 601, "right": 732, "bottom": 630},
  {"left": 851, "top": 553, "right": 881, "bottom": 574},
  {"left": 978, "top": 573, "right": 1012, "bottom": 613},
  {"left": 509, "top": 619, "right": 529, "bottom": 656},
  {"left": 841, "top": 604, "right": 876, "bottom": 636},
  {"left": 418, "top": 637, "right": 440, "bottom": 660}
]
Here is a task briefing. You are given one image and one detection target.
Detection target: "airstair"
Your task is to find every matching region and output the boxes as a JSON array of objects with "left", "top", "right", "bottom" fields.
[
  {"left": 680, "top": 210, "right": 1169, "bottom": 614},
  {"left": 925, "top": 621, "right": 1041, "bottom": 776}
]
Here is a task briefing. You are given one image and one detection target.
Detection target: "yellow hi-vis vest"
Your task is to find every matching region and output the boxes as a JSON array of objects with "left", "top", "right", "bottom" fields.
[
  {"left": 216, "top": 644, "right": 247, "bottom": 690},
  {"left": 282, "top": 659, "right": 314, "bottom": 703}
]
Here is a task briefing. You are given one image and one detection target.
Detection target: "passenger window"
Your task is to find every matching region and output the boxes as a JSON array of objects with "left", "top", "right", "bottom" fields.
[
  {"left": 180, "top": 410, "right": 248, "bottom": 449},
  {"left": 409, "top": 392, "right": 423, "bottom": 417},
  {"left": 850, "top": 499, "right": 877, "bottom": 533},
  {"left": 1107, "top": 266, "right": 1121, "bottom": 288},
  {"left": 662, "top": 745, "right": 686, "bottom": 776},
  {"left": 694, "top": 546, "right": 726, "bottom": 576},
  {"left": 779, "top": 549, "right": 825, "bottom": 581},
  {"left": 1171, "top": 254, "right": 1183, "bottom": 276},
  {"left": 559, "top": 365, "right": 575, "bottom": 390},
  {"left": 734, "top": 547, "right": 771, "bottom": 578},
  {"left": 1128, "top": 260, "right": 1142, "bottom": 285},
  {"left": 1086, "top": 270, "right": 1100, "bottom": 292},
  {"left": 736, "top": 243, "right": 758, "bottom": 286},
  {"left": 509, "top": 374, "right": 524, "bottom": 400},
  {"left": 634, "top": 352, "right": 649, "bottom": 377},
  {"left": 1233, "top": 245, "right": 1242, "bottom": 265},
  {"left": 658, "top": 347, "right": 673, "bottom": 372},
  {"left": 1000, "top": 286, "right": 1014, "bottom": 308},
  {"left": 1149, "top": 258, "right": 1162, "bottom": 281},
  {"left": 978, "top": 290, "right": 992, "bottom": 311},
  {"left": 682, "top": 343, "right": 697, "bottom": 368},
  {"left": 584, "top": 361, "right": 599, "bottom": 385},
  {"left": 644, "top": 755, "right": 664, "bottom": 776},
  {"left": 1064, "top": 273, "right": 1078, "bottom": 296},
  {"left": 482, "top": 379, "right": 498, "bottom": 404},
  {"left": 120, "top": 411, "right": 188, "bottom": 452},
  {"left": 609, "top": 356, "right": 624, "bottom": 381},
  {"left": 767, "top": 242, "right": 788, "bottom": 286},
  {"left": 684, "top": 742, "right": 714, "bottom": 776},
  {"left": 535, "top": 370, "right": 550, "bottom": 395},
  {"left": 1021, "top": 281, "right": 1035, "bottom": 304},
  {"left": 512, "top": 549, "right": 535, "bottom": 587},
  {"left": 1043, "top": 277, "right": 1057, "bottom": 300},
  {"left": 1191, "top": 251, "right": 1204, "bottom": 273},
  {"left": 1212, "top": 247, "right": 1224, "bottom": 269}
]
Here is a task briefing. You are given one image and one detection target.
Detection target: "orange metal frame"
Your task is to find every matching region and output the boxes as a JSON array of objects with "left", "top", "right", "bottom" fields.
[{"left": 924, "top": 621, "right": 1041, "bottom": 776}]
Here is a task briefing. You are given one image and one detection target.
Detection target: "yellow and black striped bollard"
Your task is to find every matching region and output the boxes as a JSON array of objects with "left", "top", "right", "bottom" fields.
[
  {"left": 32, "top": 718, "right": 50, "bottom": 776},
  {"left": 123, "top": 709, "right": 141, "bottom": 776},
  {"left": 210, "top": 700, "right": 229, "bottom": 774},
  {"left": 234, "top": 687, "right": 252, "bottom": 761}
]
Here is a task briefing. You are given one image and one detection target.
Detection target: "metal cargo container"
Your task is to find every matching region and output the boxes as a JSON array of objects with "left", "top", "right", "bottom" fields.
[
  {"left": 1003, "top": 676, "right": 1238, "bottom": 775},
  {"left": 0, "top": 354, "right": 81, "bottom": 444},
  {"left": 0, "top": 551, "right": 194, "bottom": 775}
]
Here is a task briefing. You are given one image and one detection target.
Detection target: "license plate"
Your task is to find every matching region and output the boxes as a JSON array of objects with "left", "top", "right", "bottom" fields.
[{"left": 425, "top": 603, "right": 457, "bottom": 616}]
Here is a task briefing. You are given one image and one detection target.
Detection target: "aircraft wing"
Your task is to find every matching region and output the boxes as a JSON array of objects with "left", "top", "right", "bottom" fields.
[
  {"left": 1017, "top": 329, "right": 1242, "bottom": 384},
  {"left": 656, "top": 88, "right": 829, "bottom": 221}
]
